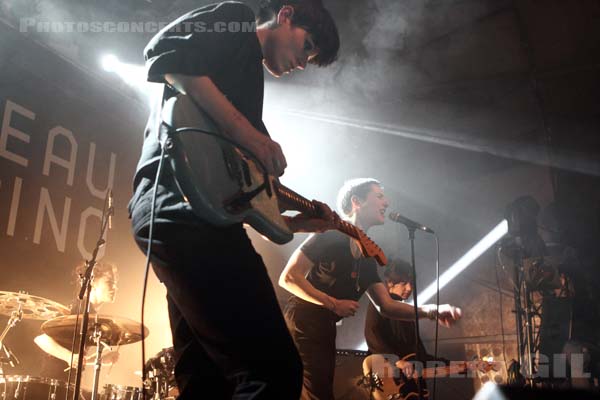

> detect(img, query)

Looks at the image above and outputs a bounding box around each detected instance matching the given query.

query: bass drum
[145,347,178,399]
[0,375,83,400]
[100,384,142,400]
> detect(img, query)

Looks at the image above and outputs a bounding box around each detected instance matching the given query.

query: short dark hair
[258,0,340,66]
[383,259,413,283]
[336,178,381,217]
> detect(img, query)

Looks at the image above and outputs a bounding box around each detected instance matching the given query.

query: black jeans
[284,297,338,400]
[130,177,303,399]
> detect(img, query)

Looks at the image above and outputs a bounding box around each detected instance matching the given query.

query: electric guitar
[160,94,387,265]
[362,353,499,399]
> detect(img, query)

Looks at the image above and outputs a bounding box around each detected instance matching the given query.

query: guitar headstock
[353,228,388,266]
[468,358,502,374]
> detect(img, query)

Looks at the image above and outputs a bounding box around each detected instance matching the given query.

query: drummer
[34,262,120,379]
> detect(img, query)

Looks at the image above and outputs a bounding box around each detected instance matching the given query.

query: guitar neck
[276,185,360,240]
[421,364,466,379]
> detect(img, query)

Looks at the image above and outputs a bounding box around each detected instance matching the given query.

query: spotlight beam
[273,107,600,177]
[358,219,507,351]
[417,219,508,305]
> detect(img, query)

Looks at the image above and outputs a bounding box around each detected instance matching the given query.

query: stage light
[100,54,144,84]
[417,219,508,304]
[101,54,119,72]
[99,53,161,103]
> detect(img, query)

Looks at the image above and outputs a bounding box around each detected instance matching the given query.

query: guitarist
[279,178,462,400]
[364,259,454,398]
[128,1,341,399]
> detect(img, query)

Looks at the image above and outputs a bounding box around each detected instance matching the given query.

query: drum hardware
[42,314,149,400]
[0,375,85,400]
[101,384,142,400]
[144,347,177,400]
[0,291,70,321]
[70,189,115,400]
[0,291,70,374]
[0,299,23,373]
[41,315,149,349]
[91,320,110,400]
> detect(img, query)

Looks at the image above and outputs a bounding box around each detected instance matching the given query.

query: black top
[301,230,381,302]
[364,301,433,361]
[133,1,268,189]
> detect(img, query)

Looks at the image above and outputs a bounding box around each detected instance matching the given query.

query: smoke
[292,0,512,105]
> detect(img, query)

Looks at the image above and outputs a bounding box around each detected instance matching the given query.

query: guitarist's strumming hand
[420,304,462,328]
[395,359,416,379]
[245,133,288,177]
[284,200,341,233]
[163,74,287,177]
[328,298,360,318]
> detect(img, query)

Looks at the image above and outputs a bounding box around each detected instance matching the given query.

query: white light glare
[417,219,508,304]
[101,54,119,72]
[99,53,160,102]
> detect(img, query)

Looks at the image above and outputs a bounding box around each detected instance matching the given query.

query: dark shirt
[300,230,381,302]
[132,1,267,192]
[365,301,430,358]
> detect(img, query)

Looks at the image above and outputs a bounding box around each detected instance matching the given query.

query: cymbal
[0,291,70,320]
[42,314,149,347]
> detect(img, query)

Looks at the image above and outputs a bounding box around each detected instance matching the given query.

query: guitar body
[363,353,497,400]
[362,354,429,400]
[161,94,293,244]
[157,93,388,264]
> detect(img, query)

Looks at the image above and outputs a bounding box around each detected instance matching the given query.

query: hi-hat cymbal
[42,314,149,347]
[0,291,70,320]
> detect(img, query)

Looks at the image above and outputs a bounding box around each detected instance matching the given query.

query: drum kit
[0,291,176,400]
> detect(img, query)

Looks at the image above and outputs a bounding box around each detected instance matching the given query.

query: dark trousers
[284,298,338,400]
[131,180,303,399]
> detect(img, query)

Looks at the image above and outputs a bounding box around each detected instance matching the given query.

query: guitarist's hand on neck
[284,200,340,233]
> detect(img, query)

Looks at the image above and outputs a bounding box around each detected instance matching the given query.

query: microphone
[108,190,114,230]
[388,212,435,234]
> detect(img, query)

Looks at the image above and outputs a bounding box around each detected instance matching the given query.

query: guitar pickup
[241,161,252,186]
[223,183,269,213]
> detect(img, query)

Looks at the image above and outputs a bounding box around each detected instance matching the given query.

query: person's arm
[283,200,341,233]
[279,248,359,317]
[34,334,73,364]
[366,283,461,326]
[165,74,286,176]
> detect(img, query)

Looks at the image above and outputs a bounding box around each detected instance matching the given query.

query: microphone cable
[431,233,440,400]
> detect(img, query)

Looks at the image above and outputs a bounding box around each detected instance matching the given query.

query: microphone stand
[403,225,425,400]
[71,192,113,400]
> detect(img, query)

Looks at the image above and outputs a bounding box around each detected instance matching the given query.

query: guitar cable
[495,244,509,371]
[140,141,167,400]
[432,234,441,400]
[168,124,270,180]
[139,122,273,400]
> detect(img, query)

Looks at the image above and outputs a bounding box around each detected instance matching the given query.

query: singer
[279,178,462,400]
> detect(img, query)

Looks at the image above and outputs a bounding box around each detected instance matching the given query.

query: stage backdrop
[0,21,171,387]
